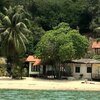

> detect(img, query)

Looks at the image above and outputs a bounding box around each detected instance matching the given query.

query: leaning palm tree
[0,5,31,77]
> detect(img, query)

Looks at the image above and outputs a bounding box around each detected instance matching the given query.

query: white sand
[0,77,100,91]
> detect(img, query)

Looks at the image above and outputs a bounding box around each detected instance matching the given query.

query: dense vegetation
[0,0,100,34]
[0,0,99,78]
[36,22,89,62]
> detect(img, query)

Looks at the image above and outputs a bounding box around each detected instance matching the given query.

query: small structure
[71,59,100,80]
[92,41,100,54]
[26,55,55,77]
[26,55,41,76]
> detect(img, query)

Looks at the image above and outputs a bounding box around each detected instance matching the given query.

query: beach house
[26,55,42,76]
[71,59,100,80]
[26,55,55,77]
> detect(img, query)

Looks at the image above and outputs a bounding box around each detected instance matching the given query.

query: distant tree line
[0,0,100,35]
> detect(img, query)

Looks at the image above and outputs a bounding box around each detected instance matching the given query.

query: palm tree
[0,5,31,77]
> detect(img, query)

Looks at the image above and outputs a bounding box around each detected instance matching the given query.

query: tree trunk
[55,62,61,79]
[43,65,46,77]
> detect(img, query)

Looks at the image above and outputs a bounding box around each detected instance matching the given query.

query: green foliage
[0,0,9,12]
[35,22,89,79]
[22,68,28,77]
[62,0,88,27]
[53,22,71,33]
[0,5,32,78]
[12,65,22,79]
[94,27,100,37]
[0,64,6,76]
[93,55,100,60]
[67,30,89,58]
[35,22,89,63]
[88,0,100,36]
[1,0,99,35]
[85,51,94,59]
[1,0,100,35]
[28,0,90,32]
[59,43,75,61]
[0,5,31,57]
[96,38,100,42]
[26,22,45,55]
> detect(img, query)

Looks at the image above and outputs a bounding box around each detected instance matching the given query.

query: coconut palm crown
[0,5,31,57]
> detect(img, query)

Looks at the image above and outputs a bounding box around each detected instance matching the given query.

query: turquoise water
[0,90,100,100]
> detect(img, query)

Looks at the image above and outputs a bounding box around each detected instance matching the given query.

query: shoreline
[0,77,100,91]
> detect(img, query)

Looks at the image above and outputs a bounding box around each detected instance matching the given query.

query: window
[87,67,92,73]
[75,67,80,73]
[31,66,39,72]
[75,64,80,73]
[87,64,92,73]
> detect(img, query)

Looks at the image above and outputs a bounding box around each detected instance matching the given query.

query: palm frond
[13,33,20,52]
[12,13,20,24]
[3,7,8,14]
[1,28,10,36]
[0,22,5,32]
[18,34,26,52]
[0,27,5,32]
[0,6,32,55]
[16,22,27,30]
[21,28,32,34]
[8,6,13,14]
[8,31,13,41]
[3,16,11,26]
[23,18,31,27]
[0,12,5,19]
[19,32,28,43]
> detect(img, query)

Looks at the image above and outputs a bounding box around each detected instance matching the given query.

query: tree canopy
[35,22,89,63]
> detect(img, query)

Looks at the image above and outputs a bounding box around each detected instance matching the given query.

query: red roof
[26,55,36,62]
[33,59,41,66]
[92,41,100,49]
[26,55,41,66]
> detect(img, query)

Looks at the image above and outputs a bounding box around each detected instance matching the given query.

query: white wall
[72,64,92,79]
[29,62,39,75]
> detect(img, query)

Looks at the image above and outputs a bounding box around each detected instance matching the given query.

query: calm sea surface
[0,89,100,100]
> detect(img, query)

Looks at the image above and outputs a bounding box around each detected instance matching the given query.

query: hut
[71,59,100,80]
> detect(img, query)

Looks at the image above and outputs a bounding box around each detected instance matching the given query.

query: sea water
[0,90,100,100]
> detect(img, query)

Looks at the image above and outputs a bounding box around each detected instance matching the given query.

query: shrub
[12,66,22,79]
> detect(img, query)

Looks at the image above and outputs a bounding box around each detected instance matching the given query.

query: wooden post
[29,62,32,77]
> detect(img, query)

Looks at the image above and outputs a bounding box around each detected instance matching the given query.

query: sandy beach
[0,77,100,91]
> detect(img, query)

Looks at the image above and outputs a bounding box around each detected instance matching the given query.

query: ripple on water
[0,90,100,100]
